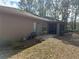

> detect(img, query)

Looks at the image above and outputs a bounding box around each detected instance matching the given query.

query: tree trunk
[74,8,77,30]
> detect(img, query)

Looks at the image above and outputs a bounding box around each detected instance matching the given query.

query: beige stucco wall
[0,12,48,41]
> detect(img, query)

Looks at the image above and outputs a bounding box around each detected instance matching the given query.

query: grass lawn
[8,38,79,59]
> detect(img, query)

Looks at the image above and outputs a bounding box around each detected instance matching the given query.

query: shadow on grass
[0,38,44,59]
[55,32,79,47]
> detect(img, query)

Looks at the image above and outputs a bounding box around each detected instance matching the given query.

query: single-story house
[0,6,64,41]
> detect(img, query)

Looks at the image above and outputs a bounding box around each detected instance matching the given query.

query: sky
[0,0,20,8]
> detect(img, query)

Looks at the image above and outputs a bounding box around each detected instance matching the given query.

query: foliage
[18,0,62,19]
[18,0,79,31]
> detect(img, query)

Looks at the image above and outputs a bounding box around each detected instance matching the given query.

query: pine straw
[9,38,79,59]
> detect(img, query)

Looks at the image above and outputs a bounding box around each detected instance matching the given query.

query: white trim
[33,22,37,32]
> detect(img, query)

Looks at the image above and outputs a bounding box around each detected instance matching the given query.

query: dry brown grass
[8,38,79,59]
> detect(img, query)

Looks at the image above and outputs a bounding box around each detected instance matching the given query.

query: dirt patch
[8,38,79,59]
